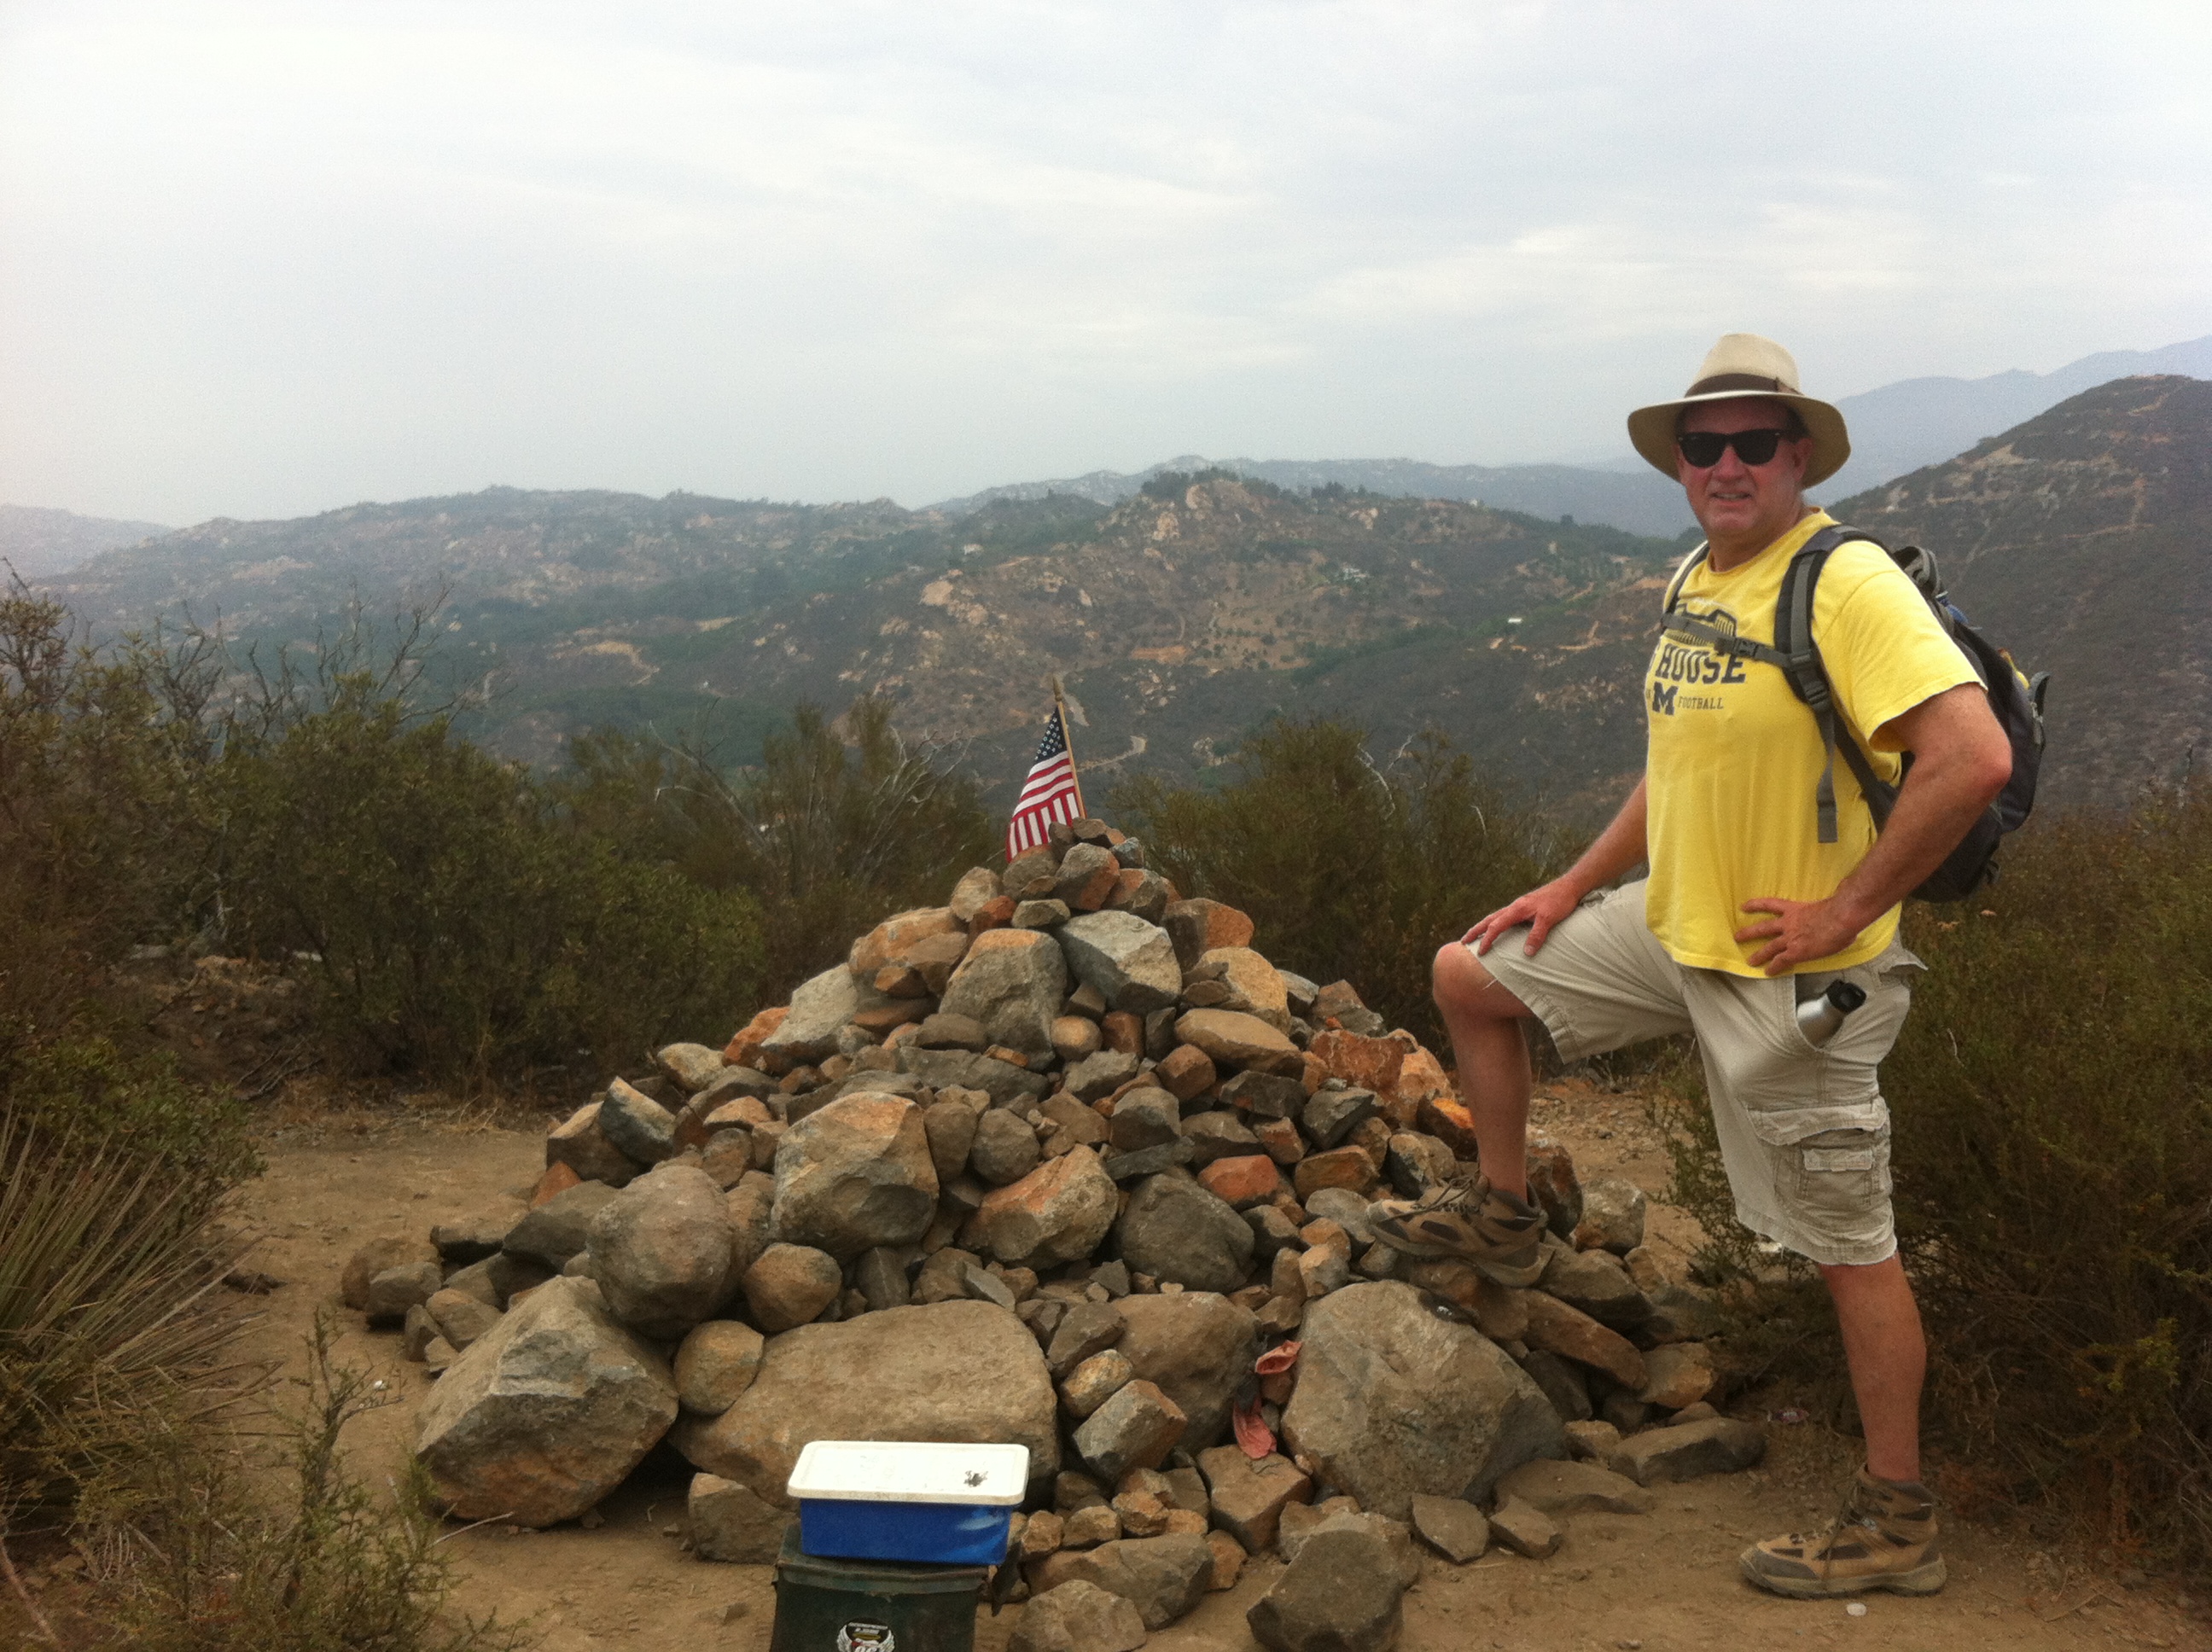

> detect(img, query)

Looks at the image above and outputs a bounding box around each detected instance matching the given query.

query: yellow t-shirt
[1643,510,1982,976]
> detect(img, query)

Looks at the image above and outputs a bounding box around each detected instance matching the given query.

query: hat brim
[1627,390,1851,490]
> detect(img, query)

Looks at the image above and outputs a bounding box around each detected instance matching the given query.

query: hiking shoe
[1365,1172,1546,1286]
[1740,1467,1947,1598]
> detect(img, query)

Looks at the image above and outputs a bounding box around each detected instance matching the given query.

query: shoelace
[1413,1171,1492,1215]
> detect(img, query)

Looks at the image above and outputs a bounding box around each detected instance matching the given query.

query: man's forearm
[1557,777,1649,898]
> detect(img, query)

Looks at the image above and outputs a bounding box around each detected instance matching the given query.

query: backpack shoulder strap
[1659,541,1796,670]
[1773,524,1900,841]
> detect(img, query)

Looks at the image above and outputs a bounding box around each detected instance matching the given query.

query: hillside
[0,503,171,579]
[1831,374,2212,811]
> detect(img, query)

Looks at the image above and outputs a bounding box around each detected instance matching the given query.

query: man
[1366,334,2011,1598]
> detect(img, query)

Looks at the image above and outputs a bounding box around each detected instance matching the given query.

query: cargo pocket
[1790,1124,1894,1234]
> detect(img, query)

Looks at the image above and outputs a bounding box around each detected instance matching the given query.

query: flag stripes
[1007,705,1084,859]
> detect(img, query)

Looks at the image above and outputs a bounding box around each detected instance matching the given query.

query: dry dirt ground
[218,1082,2208,1652]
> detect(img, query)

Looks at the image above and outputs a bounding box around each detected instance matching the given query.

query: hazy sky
[4,2,2209,526]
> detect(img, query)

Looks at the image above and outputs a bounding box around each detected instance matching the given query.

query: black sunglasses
[1675,428,1799,468]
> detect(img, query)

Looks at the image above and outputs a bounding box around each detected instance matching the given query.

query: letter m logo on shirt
[1650,681,1678,716]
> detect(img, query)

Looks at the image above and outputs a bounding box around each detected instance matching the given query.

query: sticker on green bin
[835,1625,894,1651]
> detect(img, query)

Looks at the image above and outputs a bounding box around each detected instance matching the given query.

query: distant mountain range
[929,334,2212,537]
[42,375,2208,820]
[0,503,169,579]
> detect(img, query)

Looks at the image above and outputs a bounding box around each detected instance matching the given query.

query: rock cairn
[352,817,1761,1649]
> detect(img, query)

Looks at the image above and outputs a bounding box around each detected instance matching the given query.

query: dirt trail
[224,1096,2208,1652]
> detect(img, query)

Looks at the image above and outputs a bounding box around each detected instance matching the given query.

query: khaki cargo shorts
[1476,879,1920,1268]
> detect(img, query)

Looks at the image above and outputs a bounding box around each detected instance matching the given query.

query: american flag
[1007,704,1084,859]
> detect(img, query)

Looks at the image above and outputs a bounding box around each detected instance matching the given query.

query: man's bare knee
[1433,940,1531,1024]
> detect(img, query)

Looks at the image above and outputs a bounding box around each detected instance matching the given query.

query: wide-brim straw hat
[1627,334,1851,488]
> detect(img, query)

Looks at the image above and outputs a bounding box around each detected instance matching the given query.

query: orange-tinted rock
[1349,1116,1394,1170]
[1520,1290,1646,1390]
[723,1005,787,1070]
[1161,899,1255,970]
[1253,1118,1304,1166]
[1301,1051,1329,1096]
[1052,1015,1103,1063]
[1101,1010,1144,1056]
[1309,1029,1406,1096]
[852,998,928,1035]
[1196,1155,1283,1209]
[1418,1095,1483,1160]
[1172,1009,1302,1077]
[849,906,963,980]
[1294,1146,1380,1200]
[531,1160,582,1207]
[1154,1043,1216,1102]
[969,894,1016,935]
[1391,1044,1452,1109]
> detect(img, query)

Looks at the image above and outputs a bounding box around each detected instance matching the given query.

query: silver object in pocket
[1795,979,1866,1047]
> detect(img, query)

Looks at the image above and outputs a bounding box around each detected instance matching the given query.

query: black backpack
[1660,524,2049,902]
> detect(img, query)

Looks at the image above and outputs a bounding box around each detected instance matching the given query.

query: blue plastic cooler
[785,1440,1029,1566]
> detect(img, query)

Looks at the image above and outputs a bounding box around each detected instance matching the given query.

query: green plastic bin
[768,1526,991,1652]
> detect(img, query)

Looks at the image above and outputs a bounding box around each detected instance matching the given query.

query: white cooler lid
[786,1440,1031,1506]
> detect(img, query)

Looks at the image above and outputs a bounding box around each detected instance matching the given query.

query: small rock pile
[349,817,1763,1650]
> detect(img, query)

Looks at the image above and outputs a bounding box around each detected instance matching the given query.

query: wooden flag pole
[1052,675,1089,819]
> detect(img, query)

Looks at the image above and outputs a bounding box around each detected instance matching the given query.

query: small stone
[1074,1379,1187,1480]
[1525,1137,1583,1238]
[674,1320,766,1415]
[1521,1290,1647,1390]
[950,866,1004,924]
[1296,1246,1350,1298]
[430,1202,526,1265]
[424,1288,501,1351]
[1254,1118,1306,1165]
[1197,1446,1313,1553]
[1016,898,1072,928]
[1294,1147,1380,1200]
[1486,1494,1561,1558]
[1563,1419,1622,1462]
[599,1078,679,1165]
[923,1099,981,1184]
[1046,1301,1126,1377]
[1062,1349,1136,1418]
[1108,1089,1183,1153]
[1599,1392,1650,1434]
[1301,1086,1377,1150]
[422,1335,456,1374]
[1204,1527,1246,1589]
[1409,1493,1490,1562]
[364,1260,444,1323]
[1027,1534,1212,1632]
[1220,1070,1307,1119]
[689,1472,793,1563]
[1246,1527,1408,1652]
[1519,1349,1593,1422]
[544,1102,641,1188]
[1610,1417,1766,1486]
[1573,1177,1648,1254]
[1174,1009,1302,1078]
[1061,1504,1121,1547]
[1051,1015,1103,1062]
[1637,1343,1716,1410]
[973,1107,1045,1184]
[1112,1489,1171,1537]
[341,1236,439,1312]
[1162,899,1254,970]
[1198,1154,1283,1209]
[656,1042,728,1093]
[1155,1044,1216,1102]
[1496,1457,1654,1516]
[1538,1242,1651,1331]
[1021,1509,1065,1558]
[917,1011,991,1050]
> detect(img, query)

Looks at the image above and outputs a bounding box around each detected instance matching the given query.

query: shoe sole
[1367,1223,1545,1288]
[1738,1553,1948,1599]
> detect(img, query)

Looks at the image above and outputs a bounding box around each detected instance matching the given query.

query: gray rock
[1009,1579,1147,1652]
[1108,1090,1182,1153]
[1384,1131,1458,1198]
[1247,1527,1406,1652]
[1197,1446,1313,1553]
[544,1102,641,1188]
[1610,1416,1766,1486]
[1301,1087,1377,1150]
[760,966,863,1067]
[740,1243,842,1334]
[1113,1290,1257,1451]
[972,1107,1045,1185]
[949,865,1004,924]
[424,1288,501,1352]
[1057,912,1182,1015]
[971,1147,1121,1270]
[725,1173,777,1279]
[853,1246,914,1313]
[598,1079,679,1166]
[1106,870,1171,926]
[938,928,1068,1066]
[1486,1494,1561,1558]
[1575,1177,1648,1254]
[1039,1092,1109,1147]
[1301,1188,1376,1248]
[923,1099,981,1184]
[963,1263,1019,1311]
[363,1260,444,1323]
[688,1471,793,1562]
[1074,1379,1186,1480]
[1115,1173,1254,1295]
[1283,1282,1564,1517]
[675,1300,1059,1501]
[1243,1204,1302,1258]
[1053,841,1121,910]
[1103,1141,1196,1181]
[771,1092,939,1259]
[1644,1281,1725,1344]
[1045,1301,1126,1379]
[1537,1242,1650,1330]
[585,1163,734,1340]
[1016,899,1072,929]
[1519,1349,1593,1423]
[442,1251,551,1311]
[912,1246,982,1306]
[414,1276,678,1526]
[1408,1493,1489,1562]
[691,1065,777,1108]
[1218,1071,1305,1120]
[655,1042,727,1094]
[1061,1050,1140,1103]
[916,1011,990,1051]
[1275,1507,1422,1587]
[1029,1534,1212,1631]
[1059,1349,1134,1419]
[1183,1110,1260,1166]
[673,1320,766,1415]
[899,1044,1053,1108]
[430,1201,526,1265]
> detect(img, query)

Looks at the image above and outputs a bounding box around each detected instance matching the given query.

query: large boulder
[1057,911,1182,1015]
[936,929,1068,1066]
[1113,1290,1258,1451]
[760,966,862,1067]
[969,1147,1119,1269]
[415,1277,678,1527]
[770,1092,939,1259]
[1246,1526,1407,1652]
[674,1300,1059,1503]
[1283,1282,1563,1517]
[1115,1173,1254,1295]
[585,1163,735,1340]
[1010,1580,1147,1652]
[849,906,964,980]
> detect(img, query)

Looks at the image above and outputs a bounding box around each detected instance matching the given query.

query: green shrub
[217,698,764,1081]
[1116,719,1566,1046]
